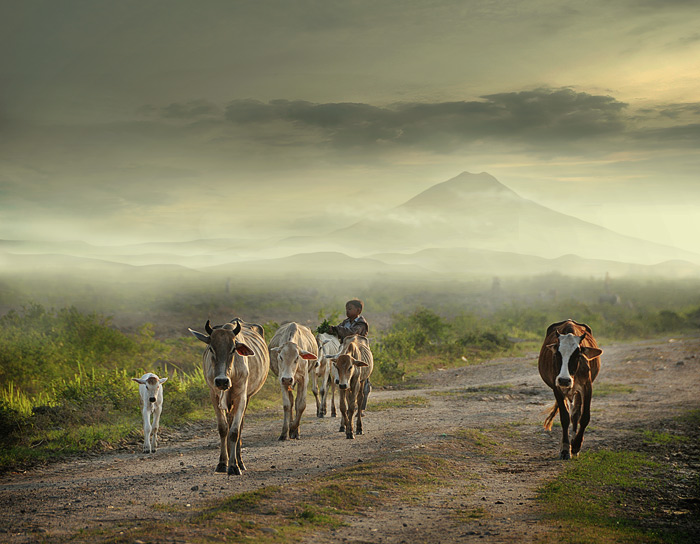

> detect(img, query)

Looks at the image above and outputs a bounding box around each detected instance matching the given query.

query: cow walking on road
[313,332,341,418]
[132,373,167,454]
[538,319,603,460]
[268,322,318,440]
[189,319,269,475]
[328,334,374,439]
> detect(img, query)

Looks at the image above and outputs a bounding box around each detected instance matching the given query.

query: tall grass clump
[0,303,169,394]
[372,308,514,384]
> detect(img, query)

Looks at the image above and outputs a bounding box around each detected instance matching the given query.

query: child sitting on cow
[328,299,371,412]
[328,299,369,340]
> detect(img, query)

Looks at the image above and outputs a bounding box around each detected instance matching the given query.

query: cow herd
[134,317,603,473]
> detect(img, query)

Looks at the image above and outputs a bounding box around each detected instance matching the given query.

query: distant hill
[3,172,699,282]
[330,172,700,266]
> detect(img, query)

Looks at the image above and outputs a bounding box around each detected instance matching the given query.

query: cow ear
[299,350,317,360]
[546,343,558,355]
[132,377,146,384]
[580,346,603,360]
[352,358,368,367]
[269,347,281,356]
[189,328,211,344]
[235,341,255,356]
[159,377,168,384]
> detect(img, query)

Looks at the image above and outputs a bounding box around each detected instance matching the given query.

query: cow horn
[205,320,214,335]
[229,320,242,336]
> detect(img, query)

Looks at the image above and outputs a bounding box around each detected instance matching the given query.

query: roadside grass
[370,395,430,410]
[595,382,636,397]
[430,384,515,398]
[537,409,700,544]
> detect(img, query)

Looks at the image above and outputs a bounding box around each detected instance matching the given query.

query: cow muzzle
[149,397,156,403]
[214,377,231,390]
[557,377,573,388]
[338,384,348,390]
[281,377,294,391]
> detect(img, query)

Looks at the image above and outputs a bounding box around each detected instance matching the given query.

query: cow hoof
[290,430,299,439]
[560,451,571,460]
[346,433,355,440]
[228,466,242,476]
[278,435,287,441]
[356,429,363,435]
[215,463,228,473]
[339,425,345,432]
[317,413,324,418]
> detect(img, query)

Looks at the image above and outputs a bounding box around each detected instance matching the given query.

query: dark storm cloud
[138,100,221,120]
[636,124,700,147]
[219,88,628,151]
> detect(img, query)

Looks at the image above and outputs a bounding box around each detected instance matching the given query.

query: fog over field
[2,1,700,293]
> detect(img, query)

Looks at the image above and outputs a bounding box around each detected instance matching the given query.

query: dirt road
[1,336,698,543]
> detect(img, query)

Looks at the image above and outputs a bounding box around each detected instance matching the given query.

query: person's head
[345,299,363,319]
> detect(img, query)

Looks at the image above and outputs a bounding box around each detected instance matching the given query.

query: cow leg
[330,379,337,418]
[311,370,323,418]
[151,402,163,452]
[345,389,357,439]
[553,389,571,460]
[227,391,247,476]
[212,392,229,473]
[290,377,307,439]
[339,389,349,433]
[360,379,371,414]
[142,407,152,454]
[236,418,246,472]
[279,385,293,441]
[571,384,592,457]
[319,374,331,417]
[355,383,365,435]
[571,391,582,435]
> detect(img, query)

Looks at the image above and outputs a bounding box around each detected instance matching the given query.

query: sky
[1,0,699,254]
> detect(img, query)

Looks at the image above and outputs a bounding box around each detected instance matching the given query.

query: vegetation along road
[1,335,698,543]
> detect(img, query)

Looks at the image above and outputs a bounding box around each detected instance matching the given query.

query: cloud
[217,88,629,151]
[138,100,221,120]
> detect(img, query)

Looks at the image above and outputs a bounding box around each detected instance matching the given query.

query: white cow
[312,332,341,418]
[132,373,168,454]
[268,322,318,440]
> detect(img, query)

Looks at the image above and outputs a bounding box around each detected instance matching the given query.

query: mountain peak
[443,171,513,192]
[400,171,518,211]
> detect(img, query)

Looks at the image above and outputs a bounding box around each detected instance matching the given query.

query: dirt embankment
[1,337,698,543]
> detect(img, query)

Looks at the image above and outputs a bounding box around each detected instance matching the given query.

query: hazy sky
[2,0,699,252]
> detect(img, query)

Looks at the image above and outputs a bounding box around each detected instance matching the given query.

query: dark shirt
[334,315,369,340]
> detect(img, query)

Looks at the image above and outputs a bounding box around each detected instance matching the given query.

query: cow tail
[543,402,559,431]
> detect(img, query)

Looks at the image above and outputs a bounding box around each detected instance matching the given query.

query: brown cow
[538,319,603,460]
[189,319,269,475]
[328,334,373,439]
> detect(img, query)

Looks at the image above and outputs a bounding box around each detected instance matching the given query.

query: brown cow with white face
[538,319,603,460]
[189,319,269,475]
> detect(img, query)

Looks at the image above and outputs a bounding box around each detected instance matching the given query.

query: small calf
[132,373,167,454]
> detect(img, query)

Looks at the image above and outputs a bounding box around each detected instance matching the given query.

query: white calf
[132,373,167,454]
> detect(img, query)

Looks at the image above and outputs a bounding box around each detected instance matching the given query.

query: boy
[329,299,369,340]
[329,299,371,412]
